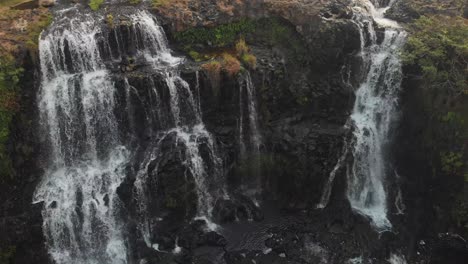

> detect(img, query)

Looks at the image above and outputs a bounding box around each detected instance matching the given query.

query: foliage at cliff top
[403,15,468,97]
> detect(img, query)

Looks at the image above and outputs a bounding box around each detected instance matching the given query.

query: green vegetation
[106,14,114,27]
[235,38,249,56]
[441,151,464,175]
[176,17,306,65]
[241,53,257,69]
[175,19,255,48]
[0,246,16,264]
[152,0,170,8]
[0,53,22,181]
[129,0,141,4]
[404,0,466,14]
[405,14,468,235]
[175,17,302,50]
[403,15,468,96]
[26,12,53,52]
[236,38,257,69]
[89,0,104,11]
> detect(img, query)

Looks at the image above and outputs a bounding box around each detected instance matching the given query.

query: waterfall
[238,71,262,157]
[129,11,224,227]
[238,71,263,195]
[317,0,406,230]
[33,9,223,263]
[33,13,130,264]
[388,253,407,264]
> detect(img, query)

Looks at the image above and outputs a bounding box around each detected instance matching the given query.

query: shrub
[202,61,222,94]
[441,151,464,175]
[89,0,104,11]
[235,37,249,56]
[202,60,222,76]
[221,53,241,76]
[241,53,257,69]
[106,14,114,27]
[403,15,468,96]
[174,19,255,47]
[189,51,201,61]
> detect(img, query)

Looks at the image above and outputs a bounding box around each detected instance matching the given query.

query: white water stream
[317,0,406,230]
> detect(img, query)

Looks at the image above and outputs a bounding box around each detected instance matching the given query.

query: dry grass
[0,0,31,8]
[235,37,249,56]
[202,60,222,75]
[221,53,241,76]
[202,60,222,93]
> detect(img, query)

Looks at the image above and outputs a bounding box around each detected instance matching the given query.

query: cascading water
[33,7,223,263]
[128,12,224,228]
[238,71,262,157]
[33,13,130,264]
[317,0,406,230]
[238,71,263,196]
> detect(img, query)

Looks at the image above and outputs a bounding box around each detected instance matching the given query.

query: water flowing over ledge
[317,0,407,230]
[33,8,224,264]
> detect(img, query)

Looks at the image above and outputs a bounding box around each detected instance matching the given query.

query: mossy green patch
[89,0,104,11]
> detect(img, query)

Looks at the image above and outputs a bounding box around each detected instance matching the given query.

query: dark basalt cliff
[0,0,467,263]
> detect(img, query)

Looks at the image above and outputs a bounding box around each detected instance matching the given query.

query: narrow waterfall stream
[238,71,263,196]
[33,8,223,264]
[239,71,262,157]
[318,0,406,230]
